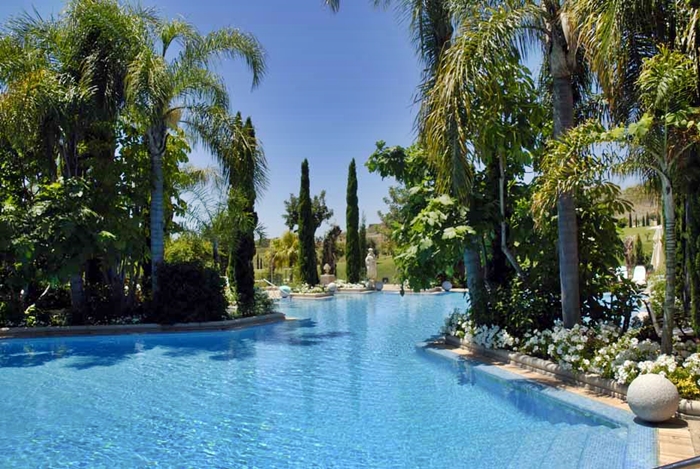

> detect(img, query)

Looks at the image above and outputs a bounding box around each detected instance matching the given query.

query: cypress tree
[634,234,645,266]
[346,159,361,283]
[359,216,367,277]
[233,117,258,314]
[298,159,319,285]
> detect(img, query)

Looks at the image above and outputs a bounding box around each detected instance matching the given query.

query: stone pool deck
[0,313,285,340]
[431,341,699,467]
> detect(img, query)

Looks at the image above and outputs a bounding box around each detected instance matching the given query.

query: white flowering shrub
[441,310,700,398]
[335,281,369,290]
[293,284,326,294]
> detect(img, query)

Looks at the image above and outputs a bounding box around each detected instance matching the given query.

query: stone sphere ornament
[327,282,337,293]
[627,374,679,422]
[441,281,453,292]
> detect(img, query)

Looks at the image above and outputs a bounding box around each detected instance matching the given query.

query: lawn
[254,253,398,284]
[620,225,659,257]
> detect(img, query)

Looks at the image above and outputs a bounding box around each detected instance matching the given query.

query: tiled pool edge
[417,341,658,468]
[0,313,286,340]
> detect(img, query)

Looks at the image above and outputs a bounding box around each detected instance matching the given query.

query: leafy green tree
[298,159,319,285]
[282,191,333,232]
[417,0,591,327]
[346,159,362,283]
[125,17,265,294]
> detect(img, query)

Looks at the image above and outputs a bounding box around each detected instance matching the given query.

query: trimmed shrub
[153,261,228,324]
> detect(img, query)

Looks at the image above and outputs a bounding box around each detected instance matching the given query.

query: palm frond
[183,28,266,88]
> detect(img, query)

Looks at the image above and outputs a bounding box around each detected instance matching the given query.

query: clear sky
[0,0,422,237]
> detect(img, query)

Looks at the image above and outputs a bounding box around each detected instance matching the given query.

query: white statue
[365,248,377,281]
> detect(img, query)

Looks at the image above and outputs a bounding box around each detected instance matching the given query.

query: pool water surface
[0,293,655,468]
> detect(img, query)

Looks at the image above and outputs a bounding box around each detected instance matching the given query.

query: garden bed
[444,335,700,418]
[0,313,286,340]
[289,293,334,299]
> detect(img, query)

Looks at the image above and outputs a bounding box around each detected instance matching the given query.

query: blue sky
[0,0,422,237]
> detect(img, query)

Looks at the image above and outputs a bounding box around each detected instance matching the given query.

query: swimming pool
[0,293,655,468]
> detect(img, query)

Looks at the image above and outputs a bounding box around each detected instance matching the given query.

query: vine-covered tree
[229,116,267,314]
[321,225,343,275]
[359,215,368,277]
[345,159,361,283]
[298,159,319,285]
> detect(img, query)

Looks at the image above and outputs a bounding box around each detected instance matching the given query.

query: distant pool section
[0,293,656,468]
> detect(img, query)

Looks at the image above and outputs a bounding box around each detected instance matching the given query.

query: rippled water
[0,293,653,468]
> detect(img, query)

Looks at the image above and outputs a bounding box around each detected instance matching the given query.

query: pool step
[507,422,627,469]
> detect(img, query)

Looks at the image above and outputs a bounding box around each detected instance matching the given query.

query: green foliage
[298,159,319,285]
[359,218,368,276]
[151,261,228,324]
[282,191,333,232]
[321,225,343,275]
[393,189,473,290]
[634,235,646,266]
[345,159,361,283]
[165,234,214,267]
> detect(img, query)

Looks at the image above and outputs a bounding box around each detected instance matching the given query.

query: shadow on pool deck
[0,318,353,370]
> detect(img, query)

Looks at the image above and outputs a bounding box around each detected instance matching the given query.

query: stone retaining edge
[444,335,700,418]
[289,293,334,299]
[0,313,286,339]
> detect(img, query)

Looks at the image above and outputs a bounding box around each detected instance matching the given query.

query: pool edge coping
[0,313,286,340]
[417,341,658,468]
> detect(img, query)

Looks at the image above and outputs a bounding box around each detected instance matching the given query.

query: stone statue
[365,248,377,281]
[320,262,336,286]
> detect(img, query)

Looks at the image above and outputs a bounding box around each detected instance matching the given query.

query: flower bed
[335,281,372,291]
[442,310,700,401]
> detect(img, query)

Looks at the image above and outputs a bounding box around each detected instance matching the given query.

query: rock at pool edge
[627,374,679,422]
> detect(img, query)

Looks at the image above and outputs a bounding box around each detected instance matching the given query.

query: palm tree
[267,231,299,283]
[0,0,152,311]
[125,19,265,294]
[416,0,587,327]
[614,50,697,353]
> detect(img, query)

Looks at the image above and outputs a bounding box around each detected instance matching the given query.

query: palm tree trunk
[213,238,220,272]
[661,176,676,354]
[552,69,582,327]
[498,153,524,278]
[463,246,484,307]
[147,124,167,295]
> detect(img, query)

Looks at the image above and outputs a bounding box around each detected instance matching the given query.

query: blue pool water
[0,293,654,468]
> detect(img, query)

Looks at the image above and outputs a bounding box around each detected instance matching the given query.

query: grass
[334,255,397,283]
[620,225,659,256]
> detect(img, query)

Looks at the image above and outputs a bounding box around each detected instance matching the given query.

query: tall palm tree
[614,50,697,353]
[416,0,585,327]
[125,19,265,294]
